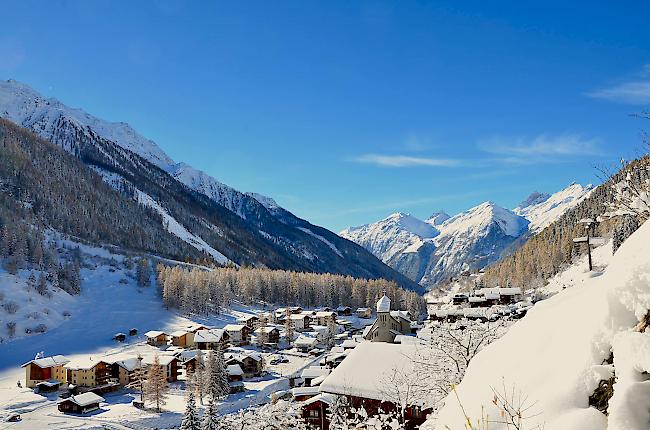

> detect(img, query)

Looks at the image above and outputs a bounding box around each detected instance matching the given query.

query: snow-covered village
[2,2,650,429]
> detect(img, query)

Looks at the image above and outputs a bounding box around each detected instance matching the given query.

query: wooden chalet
[301,393,336,430]
[170,330,194,347]
[144,330,168,346]
[236,314,260,330]
[335,306,352,316]
[224,351,263,378]
[254,326,280,346]
[224,324,251,346]
[58,392,104,414]
[194,329,230,350]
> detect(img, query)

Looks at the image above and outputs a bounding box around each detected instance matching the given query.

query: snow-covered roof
[236,314,258,322]
[291,386,321,397]
[290,313,310,320]
[22,355,70,368]
[336,306,351,311]
[58,392,104,407]
[315,311,336,318]
[143,355,177,367]
[225,351,262,363]
[144,330,166,338]
[468,296,486,303]
[341,339,359,349]
[109,356,142,372]
[179,350,198,362]
[295,336,319,346]
[390,310,411,321]
[301,393,337,407]
[310,374,329,387]
[376,294,391,313]
[301,366,330,379]
[254,326,279,334]
[320,342,432,406]
[356,307,370,312]
[499,287,522,295]
[194,329,227,343]
[65,357,105,370]
[170,330,189,337]
[227,364,244,376]
[223,324,247,332]
[186,323,210,332]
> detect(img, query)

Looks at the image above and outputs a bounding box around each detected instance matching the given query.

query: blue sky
[1,1,650,232]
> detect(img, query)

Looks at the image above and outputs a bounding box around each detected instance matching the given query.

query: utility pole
[137,354,144,403]
[573,218,604,271]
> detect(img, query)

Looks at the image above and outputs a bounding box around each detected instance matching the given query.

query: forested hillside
[483,156,650,289]
[0,119,201,261]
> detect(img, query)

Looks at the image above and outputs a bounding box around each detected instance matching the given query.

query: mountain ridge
[340,183,593,288]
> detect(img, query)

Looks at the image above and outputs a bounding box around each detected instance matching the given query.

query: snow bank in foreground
[433,220,650,430]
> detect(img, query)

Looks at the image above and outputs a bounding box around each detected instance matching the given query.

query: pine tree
[328,395,350,430]
[194,350,206,405]
[36,273,47,296]
[180,391,201,430]
[27,271,36,291]
[202,398,220,430]
[143,355,169,412]
[137,257,152,288]
[205,348,229,401]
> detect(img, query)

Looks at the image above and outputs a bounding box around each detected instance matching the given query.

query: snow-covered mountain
[0,79,277,219]
[341,212,439,262]
[340,183,591,288]
[0,79,419,290]
[514,183,594,232]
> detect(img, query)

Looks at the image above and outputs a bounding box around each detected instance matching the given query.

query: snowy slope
[433,219,650,430]
[134,189,230,264]
[436,201,527,238]
[515,183,594,232]
[341,184,591,287]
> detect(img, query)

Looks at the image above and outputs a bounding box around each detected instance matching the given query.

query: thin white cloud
[352,154,460,167]
[587,81,650,105]
[587,64,650,105]
[478,134,602,160]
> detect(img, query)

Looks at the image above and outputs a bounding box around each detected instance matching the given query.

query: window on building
[309,410,319,418]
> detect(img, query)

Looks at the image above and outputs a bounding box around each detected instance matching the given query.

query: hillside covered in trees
[0,118,203,262]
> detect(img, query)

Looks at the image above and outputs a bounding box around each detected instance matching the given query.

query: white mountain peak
[514,182,593,232]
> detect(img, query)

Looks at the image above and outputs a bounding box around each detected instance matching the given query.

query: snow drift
[433,219,650,429]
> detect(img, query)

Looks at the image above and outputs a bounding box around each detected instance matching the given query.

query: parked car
[6,413,21,422]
